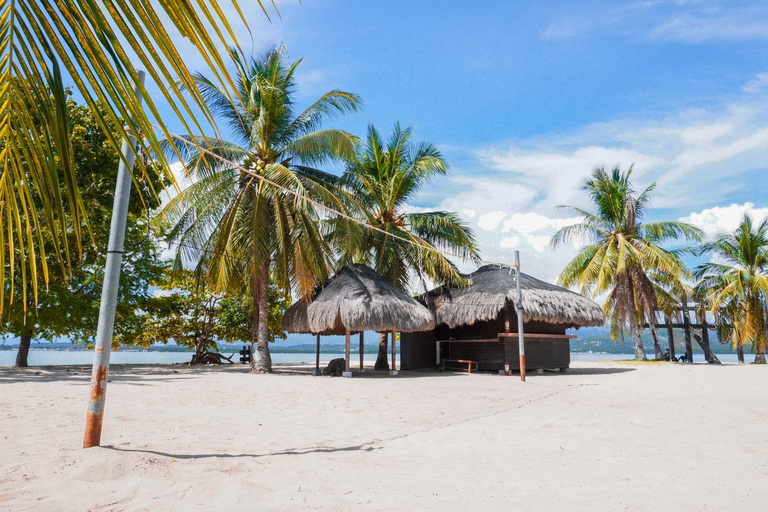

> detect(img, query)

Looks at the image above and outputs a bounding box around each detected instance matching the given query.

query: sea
[0,350,750,367]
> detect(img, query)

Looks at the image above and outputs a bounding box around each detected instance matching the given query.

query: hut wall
[400,331,436,370]
[403,306,571,371]
[503,337,570,370]
[441,341,505,371]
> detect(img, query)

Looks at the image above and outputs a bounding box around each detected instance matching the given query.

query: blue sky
[156,0,768,283]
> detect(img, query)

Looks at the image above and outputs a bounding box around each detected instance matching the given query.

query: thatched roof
[281,298,313,334]
[281,264,435,335]
[427,264,604,329]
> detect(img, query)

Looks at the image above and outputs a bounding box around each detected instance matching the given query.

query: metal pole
[391,331,397,375]
[83,71,145,448]
[515,251,526,382]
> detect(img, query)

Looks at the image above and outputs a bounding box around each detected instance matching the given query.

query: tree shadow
[102,442,382,460]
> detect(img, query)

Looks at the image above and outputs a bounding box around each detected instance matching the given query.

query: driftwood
[322,358,346,376]
[189,349,234,366]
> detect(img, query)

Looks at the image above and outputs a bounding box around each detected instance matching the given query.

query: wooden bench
[441,359,479,373]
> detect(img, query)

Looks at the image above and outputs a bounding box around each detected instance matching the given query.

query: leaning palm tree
[161,46,361,373]
[336,123,479,369]
[1,1,274,312]
[695,214,768,364]
[553,166,702,361]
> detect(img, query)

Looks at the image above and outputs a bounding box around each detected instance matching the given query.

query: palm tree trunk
[374,332,389,370]
[737,342,745,364]
[630,318,647,361]
[252,260,272,373]
[754,339,766,364]
[650,325,664,360]
[15,332,32,368]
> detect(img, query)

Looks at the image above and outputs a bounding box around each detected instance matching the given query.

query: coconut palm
[1,1,273,312]
[552,166,702,361]
[336,123,479,369]
[695,214,768,364]
[161,46,361,373]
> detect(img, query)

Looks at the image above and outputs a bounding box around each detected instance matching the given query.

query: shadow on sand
[102,442,382,460]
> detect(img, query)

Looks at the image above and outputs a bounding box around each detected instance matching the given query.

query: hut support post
[515,251,527,382]
[359,332,365,372]
[683,310,693,363]
[83,72,145,449]
[390,331,398,376]
[315,334,320,375]
[343,329,352,378]
[665,316,675,361]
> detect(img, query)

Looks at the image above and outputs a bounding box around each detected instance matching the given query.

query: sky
[151,0,768,285]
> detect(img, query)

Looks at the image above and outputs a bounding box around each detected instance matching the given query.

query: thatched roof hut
[429,264,604,329]
[281,264,435,376]
[281,298,312,334]
[282,264,435,335]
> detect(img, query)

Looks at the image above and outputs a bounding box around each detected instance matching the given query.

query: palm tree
[337,123,479,369]
[2,1,274,312]
[553,166,702,361]
[162,46,361,373]
[695,214,768,364]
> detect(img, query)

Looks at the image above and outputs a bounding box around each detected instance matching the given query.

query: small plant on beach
[334,123,479,369]
[695,214,768,364]
[132,270,290,365]
[161,46,361,373]
[552,166,702,361]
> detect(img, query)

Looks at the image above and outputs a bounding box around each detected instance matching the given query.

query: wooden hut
[401,264,604,372]
[282,264,435,376]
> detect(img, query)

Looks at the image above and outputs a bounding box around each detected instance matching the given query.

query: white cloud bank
[426,81,768,284]
[680,202,768,240]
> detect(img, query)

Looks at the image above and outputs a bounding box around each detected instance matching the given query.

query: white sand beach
[1,362,766,511]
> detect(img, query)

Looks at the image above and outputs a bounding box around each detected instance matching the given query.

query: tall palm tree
[695,214,768,364]
[2,1,273,312]
[337,123,479,369]
[162,46,361,373]
[553,166,702,361]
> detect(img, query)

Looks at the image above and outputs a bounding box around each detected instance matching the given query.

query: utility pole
[515,251,526,382]
[83,71,146,448]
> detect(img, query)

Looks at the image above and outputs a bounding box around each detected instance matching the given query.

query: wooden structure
[401,265,604,373]
[281,264,435,376]
[644,304,722,364]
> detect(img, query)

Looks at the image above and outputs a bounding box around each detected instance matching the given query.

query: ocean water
[0,349,751,367]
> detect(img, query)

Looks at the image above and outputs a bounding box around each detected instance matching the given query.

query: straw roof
[428,264,604,329]
[281,264,435,335]
[281,298,313,334]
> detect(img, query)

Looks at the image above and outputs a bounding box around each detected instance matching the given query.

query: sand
[1,361,766,511]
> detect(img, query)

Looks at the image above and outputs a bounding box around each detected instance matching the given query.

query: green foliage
[1,0,273,312]
[553,166,702,360]
[1,96,168,348]
[335,123,479,291]
[134,269,291,354]
[695,214,768,361]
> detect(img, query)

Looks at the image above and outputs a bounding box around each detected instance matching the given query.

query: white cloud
[499,236,520,249]
[477,211,507,231]
[651,10,768,42]
[680,202,768,239]
[542,1,768,43]
[743,73,768,94]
